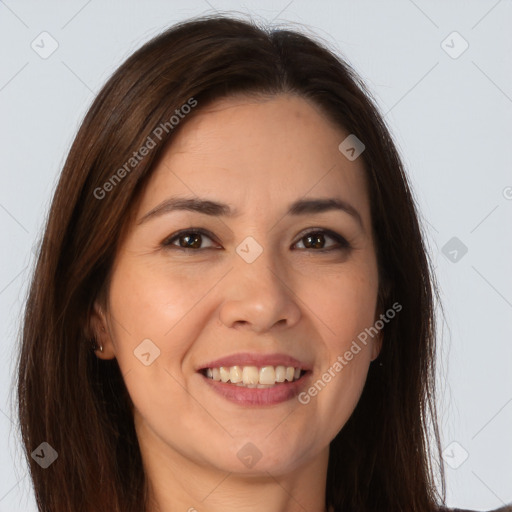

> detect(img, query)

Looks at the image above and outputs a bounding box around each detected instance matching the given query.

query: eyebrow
[137,196,364,229]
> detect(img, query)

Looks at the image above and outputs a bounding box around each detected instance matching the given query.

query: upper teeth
[205,365,302,386]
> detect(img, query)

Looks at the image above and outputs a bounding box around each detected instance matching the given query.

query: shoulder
[437,505,512,512]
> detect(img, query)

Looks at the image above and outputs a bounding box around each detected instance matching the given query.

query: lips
[199,368,312,406]
[195,352,314,406]
[196,352,312,371]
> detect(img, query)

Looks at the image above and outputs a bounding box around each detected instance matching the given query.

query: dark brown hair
[13,13,446,512]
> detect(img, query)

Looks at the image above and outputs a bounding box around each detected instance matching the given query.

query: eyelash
[161,228,351,253]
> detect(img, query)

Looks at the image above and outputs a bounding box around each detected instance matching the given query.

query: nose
[218,244,302,334]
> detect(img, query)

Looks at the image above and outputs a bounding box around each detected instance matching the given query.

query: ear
[89,300,115,359]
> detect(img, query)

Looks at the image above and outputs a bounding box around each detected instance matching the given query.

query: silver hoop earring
[91,339,103,352]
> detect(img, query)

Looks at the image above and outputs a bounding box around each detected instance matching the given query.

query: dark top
[439,505,512,512]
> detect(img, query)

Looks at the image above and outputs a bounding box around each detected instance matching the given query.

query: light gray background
[1,1,511,510]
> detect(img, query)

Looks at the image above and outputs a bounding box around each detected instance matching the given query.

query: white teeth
[242,366,259,385]
[275,365,286,382]
[230,366,243,383]
[202,364,304,386]
[259,366,276,385]
[219,367,230,382]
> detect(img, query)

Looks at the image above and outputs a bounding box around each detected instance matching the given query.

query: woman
[15,14,511,512]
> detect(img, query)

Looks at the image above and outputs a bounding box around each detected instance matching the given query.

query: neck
[145,459,330,512]
[141,433,330,511]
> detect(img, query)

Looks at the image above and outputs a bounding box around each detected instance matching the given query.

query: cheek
[106,259,199,370]
[108,255,213,337]
[105,260,208,423]
[297,263,378,417]
[302,262,379,347]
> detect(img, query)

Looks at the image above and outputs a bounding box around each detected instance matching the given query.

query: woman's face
[94,93,382,478]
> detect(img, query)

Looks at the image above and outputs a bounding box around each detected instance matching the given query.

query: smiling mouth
[199,365,308,388]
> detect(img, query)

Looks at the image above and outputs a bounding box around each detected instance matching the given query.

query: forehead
[137,93,371,228]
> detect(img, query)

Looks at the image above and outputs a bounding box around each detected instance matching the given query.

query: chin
[207,438,314,476]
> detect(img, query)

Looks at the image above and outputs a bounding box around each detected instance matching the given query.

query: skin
[91,93,383,512]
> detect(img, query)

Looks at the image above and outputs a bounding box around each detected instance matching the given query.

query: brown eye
[162,229,218,250]
[294,229,350,252]
[162,228,350,253]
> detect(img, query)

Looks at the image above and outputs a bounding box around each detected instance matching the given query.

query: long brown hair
[13,13,446,511]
